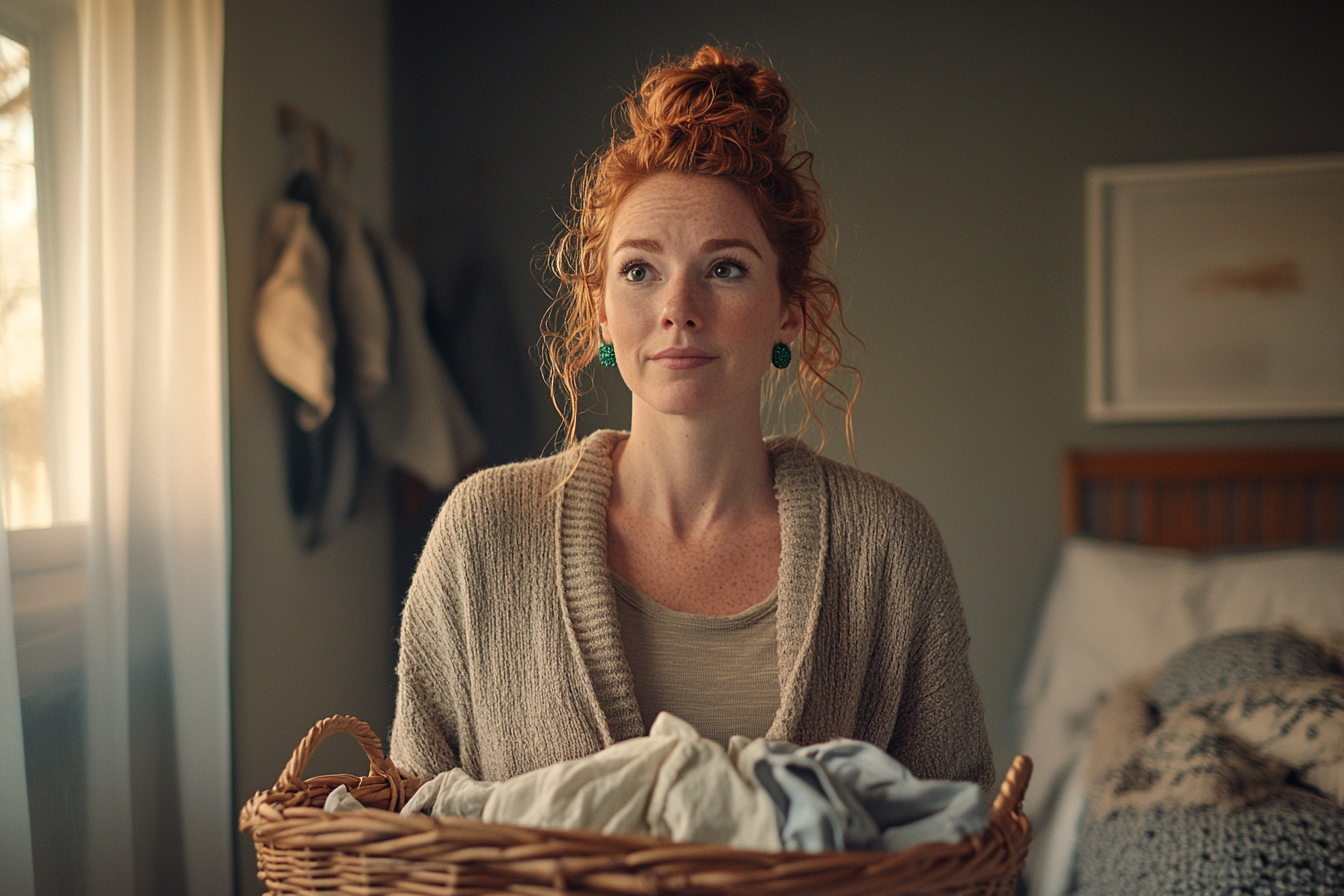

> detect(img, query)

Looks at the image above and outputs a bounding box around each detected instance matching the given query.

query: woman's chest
[607,514,781,616]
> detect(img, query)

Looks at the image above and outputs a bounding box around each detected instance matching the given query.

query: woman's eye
[622,264,649,282]
[710,260,745,279]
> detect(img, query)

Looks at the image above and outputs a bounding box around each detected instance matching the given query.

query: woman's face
[600,173,801,422]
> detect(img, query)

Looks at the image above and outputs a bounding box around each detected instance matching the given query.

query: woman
[389,46,995,793]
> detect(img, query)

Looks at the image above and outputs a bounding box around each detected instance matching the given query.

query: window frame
[1,0,86,698]
[2,0,84,531]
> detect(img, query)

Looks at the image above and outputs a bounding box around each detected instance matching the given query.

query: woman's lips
[651,347,716,369]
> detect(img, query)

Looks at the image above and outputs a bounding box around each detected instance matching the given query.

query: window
[0,31,49,531]
[1,16,88,894]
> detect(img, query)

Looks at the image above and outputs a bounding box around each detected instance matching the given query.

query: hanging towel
[251,173,378,549]
[254,195,363,549]
[254,200,336,431]
[287,171,391,405]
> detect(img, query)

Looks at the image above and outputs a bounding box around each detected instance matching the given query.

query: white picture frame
[1086,153,1344,421]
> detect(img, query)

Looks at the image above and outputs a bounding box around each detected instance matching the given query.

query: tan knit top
[611,572,780,746]
[389,430,995,791]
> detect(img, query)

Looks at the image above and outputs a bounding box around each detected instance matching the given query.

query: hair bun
[686,46,791,130]
[622,46,793,170]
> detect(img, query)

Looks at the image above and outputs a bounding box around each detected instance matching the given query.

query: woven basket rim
[240,715,1033,896]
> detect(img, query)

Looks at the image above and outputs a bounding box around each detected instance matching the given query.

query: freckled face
[599,173,801,420]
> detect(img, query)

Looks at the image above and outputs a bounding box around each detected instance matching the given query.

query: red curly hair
[543,45,860,453]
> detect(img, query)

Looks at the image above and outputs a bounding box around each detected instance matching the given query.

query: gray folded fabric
[736,737,990,851]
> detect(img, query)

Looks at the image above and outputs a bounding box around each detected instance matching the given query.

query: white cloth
[322,784,365,814]
[401,713,781,850]
[254,201,336,431]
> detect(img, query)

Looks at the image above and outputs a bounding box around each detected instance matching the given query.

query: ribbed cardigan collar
[554,430,828,745]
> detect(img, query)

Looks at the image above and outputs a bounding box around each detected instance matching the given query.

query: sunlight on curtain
[0,0,227,893]
[79,0,228,892]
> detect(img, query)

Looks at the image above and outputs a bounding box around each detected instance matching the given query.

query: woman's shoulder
[435,430,623,529]
[448,450,560,503]
[768,436,934,524]
[769,439,957,615]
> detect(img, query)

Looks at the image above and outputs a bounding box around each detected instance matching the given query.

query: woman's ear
[778,296,803,343]
[591,287,608,344]
[595,288,607,326]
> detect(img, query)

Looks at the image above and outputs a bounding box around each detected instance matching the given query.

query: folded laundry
[735,737,990,851]
[327,713,989,853]
[398,712,780,849]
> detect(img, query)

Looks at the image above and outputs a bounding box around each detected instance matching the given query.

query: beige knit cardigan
[389,430,995,792]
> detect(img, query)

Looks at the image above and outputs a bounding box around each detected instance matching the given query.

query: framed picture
[1086,153,1344,421]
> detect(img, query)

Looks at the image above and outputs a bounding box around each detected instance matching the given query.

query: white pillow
[1017,538,1205,825]
[1204,548,1344,634]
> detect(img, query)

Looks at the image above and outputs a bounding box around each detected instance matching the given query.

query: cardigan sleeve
[883,497,997,794]
[388,497,472,781]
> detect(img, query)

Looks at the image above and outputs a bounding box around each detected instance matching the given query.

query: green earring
[599,342,617,368]
[771,343,792,369]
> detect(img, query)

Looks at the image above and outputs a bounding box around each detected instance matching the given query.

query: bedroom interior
[1,1,1339,894]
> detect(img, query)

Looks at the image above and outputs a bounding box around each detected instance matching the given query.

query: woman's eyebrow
[612,238,662,254]
[701,238,762,259]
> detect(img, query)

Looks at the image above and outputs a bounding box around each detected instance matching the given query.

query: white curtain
[81,0,229,891]
[1,0,229,894]
[0,504,36,896]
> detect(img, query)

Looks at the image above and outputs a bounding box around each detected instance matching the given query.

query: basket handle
[991,753,1032,819]
[274,714,409,802]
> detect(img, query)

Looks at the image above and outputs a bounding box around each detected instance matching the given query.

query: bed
[1017,447,1344,895]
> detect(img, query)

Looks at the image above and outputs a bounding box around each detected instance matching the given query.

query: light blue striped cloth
[736,737,989,852]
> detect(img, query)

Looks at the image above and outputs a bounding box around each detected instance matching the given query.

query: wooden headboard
[1064,448,1344,549]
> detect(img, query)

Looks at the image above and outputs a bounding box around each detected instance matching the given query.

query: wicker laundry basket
[240,715,1033,896]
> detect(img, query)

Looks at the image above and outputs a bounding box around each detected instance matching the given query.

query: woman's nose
[661,274,701,330]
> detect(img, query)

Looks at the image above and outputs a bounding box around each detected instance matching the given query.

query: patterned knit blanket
[1073,629,1344,896]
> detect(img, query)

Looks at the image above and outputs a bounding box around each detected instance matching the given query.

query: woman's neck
[612,403,775,538]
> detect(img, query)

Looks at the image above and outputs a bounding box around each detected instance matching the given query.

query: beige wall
[222,1,394,892]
